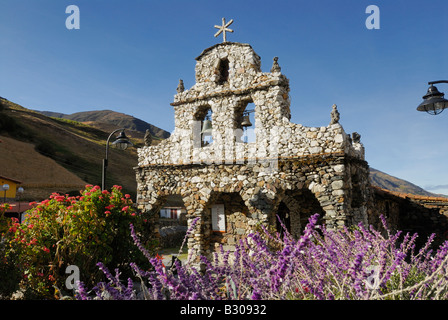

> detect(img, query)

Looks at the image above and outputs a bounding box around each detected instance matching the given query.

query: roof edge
[0,175,22,184]
[195,42,253,61]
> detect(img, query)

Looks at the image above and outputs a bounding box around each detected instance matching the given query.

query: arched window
[201,108,213,147]
[217,58,230,85]
[193,105,213,148]
[236,101,256,143]
[242,103,256,143]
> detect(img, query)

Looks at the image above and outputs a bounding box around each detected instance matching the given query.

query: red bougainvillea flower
[155,254,165,268]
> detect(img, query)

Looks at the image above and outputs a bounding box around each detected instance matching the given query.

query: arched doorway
[203,192,250,254]
[277,189,325,238]
[276,201,291,237]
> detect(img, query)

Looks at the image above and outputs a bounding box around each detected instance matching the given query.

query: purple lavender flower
[129,223,152,261]
[251,291,262,300]
[78,212,448,300]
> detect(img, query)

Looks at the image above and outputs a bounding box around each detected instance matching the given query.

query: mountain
[37,109,171,140]
[369,168,445,197]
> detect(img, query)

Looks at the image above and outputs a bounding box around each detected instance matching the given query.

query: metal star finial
[214,18,234,43]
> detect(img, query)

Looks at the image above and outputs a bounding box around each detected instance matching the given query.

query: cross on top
[214,17,234,43]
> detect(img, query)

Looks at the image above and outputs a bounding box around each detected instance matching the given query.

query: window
[217,58,229,85]
[211,204,226,232]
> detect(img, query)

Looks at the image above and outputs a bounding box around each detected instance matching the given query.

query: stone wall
[136,153,371,261]
[135,41,372,264]
[369,187,448,248]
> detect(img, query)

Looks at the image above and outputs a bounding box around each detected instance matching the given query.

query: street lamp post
[417,81,448,115]
[102,129,133,191]
[17,186,24,221]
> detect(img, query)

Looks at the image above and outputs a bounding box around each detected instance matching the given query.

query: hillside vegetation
[38,109,170,139]
[0,135,86,200]
[0,97,141,199]
[369,168,443,197]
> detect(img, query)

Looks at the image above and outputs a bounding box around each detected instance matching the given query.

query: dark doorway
[276,201,291,236]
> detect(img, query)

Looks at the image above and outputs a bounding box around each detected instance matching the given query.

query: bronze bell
[201,119,213,136]
[241,115,252,127]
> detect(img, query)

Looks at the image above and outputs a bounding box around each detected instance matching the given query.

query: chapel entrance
[276,201,291,237]
[277,189,325,238]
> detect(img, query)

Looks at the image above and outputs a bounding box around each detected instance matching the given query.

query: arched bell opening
[193,105,213,147]
[235,100,256,144]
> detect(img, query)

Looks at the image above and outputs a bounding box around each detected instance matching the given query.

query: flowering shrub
[0,203,12,238]
[4,185,153,299]
[78,214,448,300]
[0,203,22,297]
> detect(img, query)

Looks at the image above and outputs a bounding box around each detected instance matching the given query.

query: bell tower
[167,40,291,165]
[135,19,371,264]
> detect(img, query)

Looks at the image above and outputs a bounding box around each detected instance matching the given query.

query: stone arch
[137,185,190,249]
[193,104,213,147]
[275,189,325,238]
[200,191,251,256]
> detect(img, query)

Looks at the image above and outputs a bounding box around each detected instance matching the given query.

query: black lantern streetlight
[102,129,133,190]
[417,81,448,115]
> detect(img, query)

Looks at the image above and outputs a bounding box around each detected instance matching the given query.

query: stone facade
[135,42,372,263]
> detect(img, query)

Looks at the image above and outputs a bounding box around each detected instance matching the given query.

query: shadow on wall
[370,187,448,250]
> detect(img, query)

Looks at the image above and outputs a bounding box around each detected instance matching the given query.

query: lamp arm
[428,80,448,85]
[105,128,125,161]
[102,128,125,191]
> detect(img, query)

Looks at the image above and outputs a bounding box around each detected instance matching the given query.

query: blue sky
[1,0,448,195]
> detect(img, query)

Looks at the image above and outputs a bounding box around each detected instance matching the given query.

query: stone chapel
[135,27,373,263]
